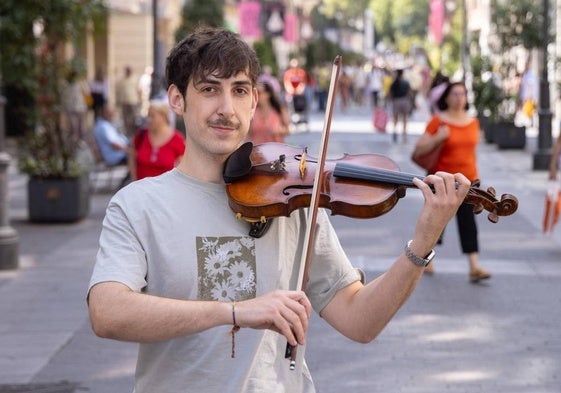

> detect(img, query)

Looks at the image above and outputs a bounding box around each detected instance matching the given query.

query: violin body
[224,142,518,223]
[225,143,407,222]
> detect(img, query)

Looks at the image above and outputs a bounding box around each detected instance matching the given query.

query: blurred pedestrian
[138,66,153,118]
[352,62,368,106]
[247,81,290,144]
[89,67,109,119]
[338,69,353,112]
[62,69,89,143]
[315,63,330,111]
[116,65,141,137]
[389,69,412,143]
[93,104,129,167]
[368,63,384,108]
[549,132,561,181]
[415,81,491,283]
[428,71,449,115]
[129,99,185,181]
[257,65,281,96]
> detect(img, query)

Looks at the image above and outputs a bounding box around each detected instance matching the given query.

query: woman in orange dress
[414,81,491,283]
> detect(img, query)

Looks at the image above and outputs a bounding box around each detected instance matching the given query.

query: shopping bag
[411,132,444,173]
[522,99,535,118]
[373,108,388,132]
[543,180,561,233]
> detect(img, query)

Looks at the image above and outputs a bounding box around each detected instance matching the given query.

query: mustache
[208,118,240,129]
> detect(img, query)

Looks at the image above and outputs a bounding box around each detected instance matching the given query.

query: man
[87,27,470,393]
[92,104,130,190]
[93,104,129,166]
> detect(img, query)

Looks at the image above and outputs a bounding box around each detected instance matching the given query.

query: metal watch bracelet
[404,240,435,267]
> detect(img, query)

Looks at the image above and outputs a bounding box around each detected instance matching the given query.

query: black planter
[477,115,494,143]
[28,175,90,223]
[493,122,526,149]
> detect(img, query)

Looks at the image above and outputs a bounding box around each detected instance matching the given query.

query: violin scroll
[465,180,518,223]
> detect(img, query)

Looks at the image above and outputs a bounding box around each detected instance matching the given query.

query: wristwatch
[404,240,435,267]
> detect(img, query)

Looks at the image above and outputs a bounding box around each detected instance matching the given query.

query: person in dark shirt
[389,69,412,143]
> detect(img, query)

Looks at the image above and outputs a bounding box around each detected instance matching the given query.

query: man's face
[181,72,257,158]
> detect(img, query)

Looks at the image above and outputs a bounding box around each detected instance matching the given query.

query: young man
[87,27,470,393]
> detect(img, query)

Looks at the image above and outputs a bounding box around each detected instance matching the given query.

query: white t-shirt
[88,169,362,393]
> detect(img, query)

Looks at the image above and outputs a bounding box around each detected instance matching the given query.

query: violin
[223,141,519,224]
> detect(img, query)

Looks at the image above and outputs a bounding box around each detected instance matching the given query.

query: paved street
[1,101,560,392]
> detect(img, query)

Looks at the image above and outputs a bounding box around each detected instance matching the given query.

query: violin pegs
[487,211,499,223]
[486,187,496,198]
[472,203,484,215]
[471,179,481,188]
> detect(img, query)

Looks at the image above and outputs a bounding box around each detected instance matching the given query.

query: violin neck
[333,162,418,187]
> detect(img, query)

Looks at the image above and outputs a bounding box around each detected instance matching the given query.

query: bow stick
[285,55,342,370]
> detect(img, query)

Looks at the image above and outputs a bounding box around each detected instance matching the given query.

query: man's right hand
[234,290,312,347]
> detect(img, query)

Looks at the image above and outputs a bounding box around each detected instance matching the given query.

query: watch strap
[404,240,435,267]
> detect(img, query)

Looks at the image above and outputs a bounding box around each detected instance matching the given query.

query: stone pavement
[1,102,560,392]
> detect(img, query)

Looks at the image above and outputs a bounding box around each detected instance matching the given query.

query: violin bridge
[270,154,287,173]
[299,149,307,179]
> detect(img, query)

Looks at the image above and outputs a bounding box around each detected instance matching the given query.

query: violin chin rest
[223,142,254,183]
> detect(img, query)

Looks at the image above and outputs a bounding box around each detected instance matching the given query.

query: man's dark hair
[166,27,261,97]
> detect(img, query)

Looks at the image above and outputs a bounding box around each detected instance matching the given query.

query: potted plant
[486,0,543,150]
[471,54,504,143]
[7,1,107,222]
[492,95,527,150]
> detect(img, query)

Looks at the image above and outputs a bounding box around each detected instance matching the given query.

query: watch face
[425,249,436,263]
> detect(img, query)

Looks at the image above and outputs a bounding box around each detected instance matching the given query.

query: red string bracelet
[231,301,240,358]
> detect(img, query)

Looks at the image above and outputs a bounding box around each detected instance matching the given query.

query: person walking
[247,81,290,144]
[61,69,89,143]
[389,68,412,143]
[427,71,450,114]
[89,67,109,119]
[368,62,384,108]
[549,132,561,181]
[87,27,471,393]
[116,65,141,137]
[414,81,491,283]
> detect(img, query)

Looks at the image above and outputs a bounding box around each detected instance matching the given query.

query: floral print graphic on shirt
[197,236,256,301]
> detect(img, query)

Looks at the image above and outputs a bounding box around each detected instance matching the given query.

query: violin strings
[333,162,417,186]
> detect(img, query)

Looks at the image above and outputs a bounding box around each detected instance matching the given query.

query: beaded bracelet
[231,301,240,358]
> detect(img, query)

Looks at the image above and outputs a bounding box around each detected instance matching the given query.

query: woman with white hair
[129,99,185,180]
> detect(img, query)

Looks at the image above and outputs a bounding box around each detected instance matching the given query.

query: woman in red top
[130,99,185,180]
[414,81,491,283]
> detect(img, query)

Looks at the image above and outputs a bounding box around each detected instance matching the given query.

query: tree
[0,0,107,176]
[174,0,225,43]
[491,0,542,51]
[1,1,106,138]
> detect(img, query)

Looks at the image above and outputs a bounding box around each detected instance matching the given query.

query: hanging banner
[428,0,444,45]
[283,12,298,43]
[239,1,262,39]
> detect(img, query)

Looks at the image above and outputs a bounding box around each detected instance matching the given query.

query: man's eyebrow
[232,80,253,87]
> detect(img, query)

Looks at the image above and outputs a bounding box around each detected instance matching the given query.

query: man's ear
[168,84,185,116]
[250,86,258,117]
